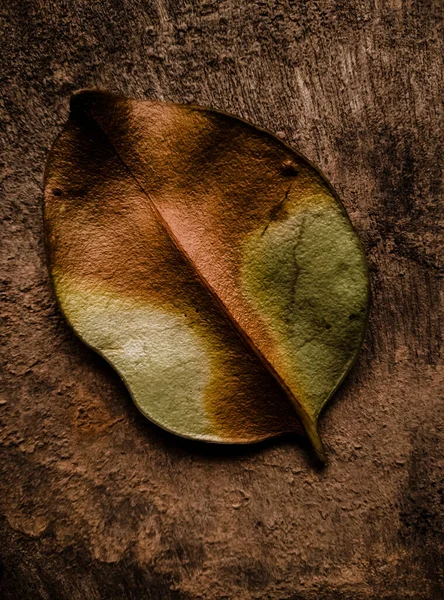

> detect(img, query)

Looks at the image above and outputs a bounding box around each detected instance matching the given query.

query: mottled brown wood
[1,1,443,598]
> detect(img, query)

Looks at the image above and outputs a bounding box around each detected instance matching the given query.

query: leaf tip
[302,416,327,465]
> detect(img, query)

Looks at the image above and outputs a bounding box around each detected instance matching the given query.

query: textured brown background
[1,1,443,598]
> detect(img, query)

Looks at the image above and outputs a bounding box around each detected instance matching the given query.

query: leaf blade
[45,90,370,461]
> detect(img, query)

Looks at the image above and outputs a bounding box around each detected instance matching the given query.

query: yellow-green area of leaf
[44,90,370,462]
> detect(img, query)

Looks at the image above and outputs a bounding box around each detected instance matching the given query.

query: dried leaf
[44,90,370,461]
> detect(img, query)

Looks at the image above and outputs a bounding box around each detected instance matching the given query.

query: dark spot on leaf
[281,159,299,176]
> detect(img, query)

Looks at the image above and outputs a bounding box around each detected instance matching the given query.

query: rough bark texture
[1,1,443,598]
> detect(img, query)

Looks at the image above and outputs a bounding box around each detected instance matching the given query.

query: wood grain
[1,1,442,598]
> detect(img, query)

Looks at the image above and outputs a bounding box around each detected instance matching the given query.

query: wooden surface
[1,1,442,598]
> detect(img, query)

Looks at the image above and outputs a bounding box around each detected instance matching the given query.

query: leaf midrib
[73,101,326,463]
